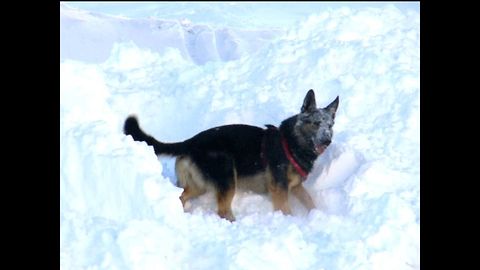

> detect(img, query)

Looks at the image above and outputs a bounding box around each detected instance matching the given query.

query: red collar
[262,126,308,179]
[279,132,308,179]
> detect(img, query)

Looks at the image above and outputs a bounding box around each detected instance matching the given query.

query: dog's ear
[301,89,317,113]
[325,96,339,117]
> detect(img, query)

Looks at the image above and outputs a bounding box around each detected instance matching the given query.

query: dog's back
[125,117,266,177]
[186,124,265,176]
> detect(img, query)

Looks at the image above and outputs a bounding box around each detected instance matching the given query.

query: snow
[60,3,282,64]
[60,3,420,270]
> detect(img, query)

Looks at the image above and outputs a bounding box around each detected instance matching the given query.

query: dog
[123,89,338,221]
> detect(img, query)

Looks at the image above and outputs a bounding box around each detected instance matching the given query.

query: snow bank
[60,4,282,64]
[60,4,419,270]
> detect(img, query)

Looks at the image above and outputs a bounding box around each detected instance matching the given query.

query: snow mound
[60,4,282,64]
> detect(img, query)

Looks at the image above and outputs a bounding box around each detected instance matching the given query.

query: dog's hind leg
[216,184,236,222]
[179,185,206,208]
[175,156,207,208]
[204,153,237,222]
[215,168,237,222]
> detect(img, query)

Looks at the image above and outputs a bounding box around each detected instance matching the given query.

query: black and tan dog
[123,90,338,221]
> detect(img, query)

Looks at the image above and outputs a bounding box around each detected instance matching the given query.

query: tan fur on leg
[216,187,236,222]
[176,156,207,209]
[179,185,206,208]
[290,184,316,211]
[269,183,292,215]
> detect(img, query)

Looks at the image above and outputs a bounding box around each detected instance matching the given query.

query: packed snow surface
[60,3,419,270]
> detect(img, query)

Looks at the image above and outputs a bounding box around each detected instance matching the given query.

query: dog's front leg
[266,145,292,215]
[291,184,316,211]
[269,183,292,215]
[268,165,292,215]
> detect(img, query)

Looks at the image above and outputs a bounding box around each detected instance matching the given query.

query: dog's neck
[279,116,318,174]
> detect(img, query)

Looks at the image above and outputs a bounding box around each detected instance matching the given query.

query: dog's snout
[321,139,331,146]
[314,136,331,147]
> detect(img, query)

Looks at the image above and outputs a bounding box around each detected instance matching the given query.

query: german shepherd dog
[123,90,338,221]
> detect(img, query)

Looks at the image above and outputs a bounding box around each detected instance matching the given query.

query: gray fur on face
[295,95,339,152]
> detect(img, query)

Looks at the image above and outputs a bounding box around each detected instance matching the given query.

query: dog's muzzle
[314,138,331,155]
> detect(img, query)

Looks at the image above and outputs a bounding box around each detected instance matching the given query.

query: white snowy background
[60,2,420,270]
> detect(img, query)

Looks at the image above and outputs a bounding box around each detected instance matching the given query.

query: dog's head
[295,89,339,155]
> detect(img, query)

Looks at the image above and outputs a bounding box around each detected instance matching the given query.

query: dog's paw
[219,211,236,222]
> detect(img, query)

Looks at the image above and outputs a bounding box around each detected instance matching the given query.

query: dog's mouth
[314,144,327,155]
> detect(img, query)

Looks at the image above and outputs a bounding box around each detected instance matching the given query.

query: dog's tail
[123,115,188,156]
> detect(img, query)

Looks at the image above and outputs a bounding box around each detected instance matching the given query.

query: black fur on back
[124,116,267,177]
[185,124,266,177]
